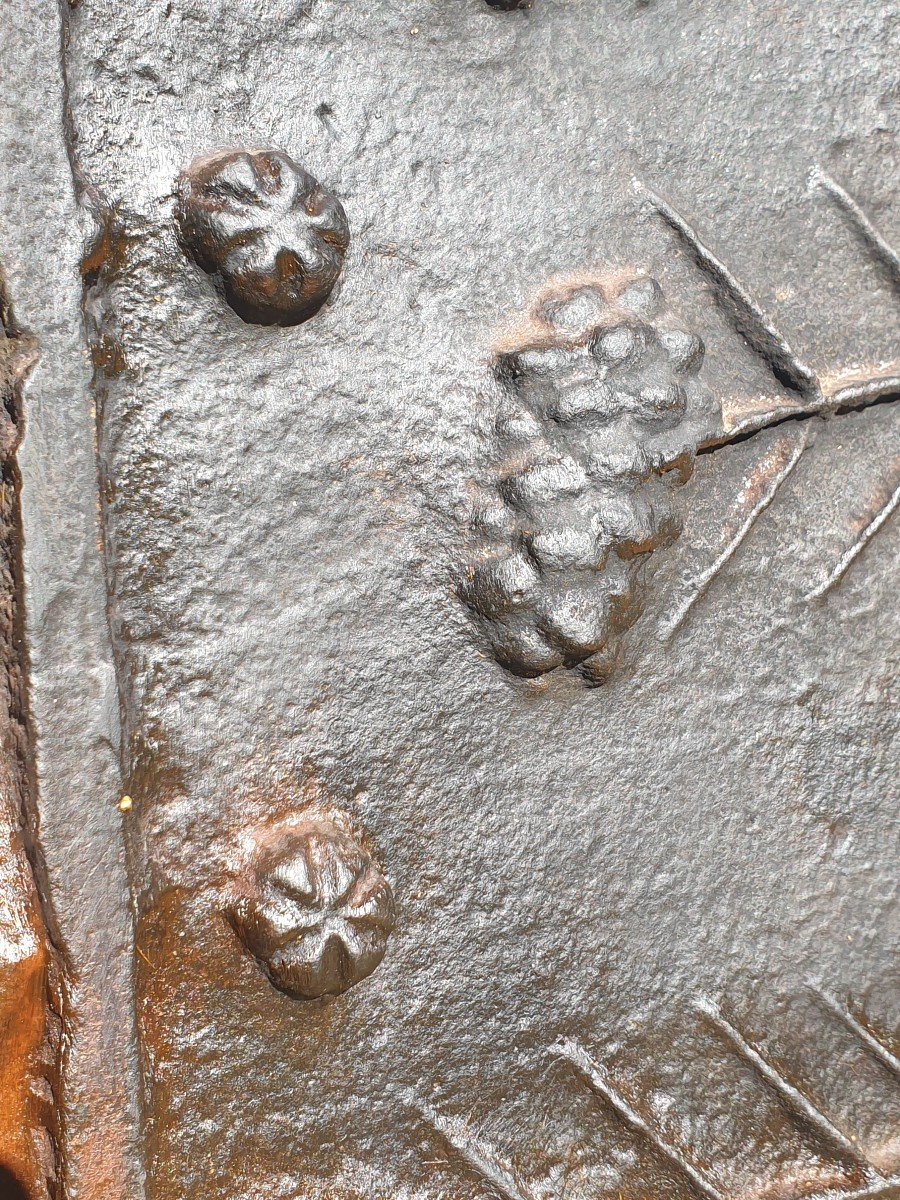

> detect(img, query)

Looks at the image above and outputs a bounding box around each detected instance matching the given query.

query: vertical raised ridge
[1,1,145,1196]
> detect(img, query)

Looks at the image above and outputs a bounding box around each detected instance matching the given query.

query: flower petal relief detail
[175,148,350,326]
[227,809,395,1000]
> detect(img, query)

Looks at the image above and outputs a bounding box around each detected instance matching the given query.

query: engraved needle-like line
[644,185,821,399]
[415,1099,544,1200]
[695,999,882,1181]
[804,480,900,602]
[552,1039,726,1200]
[811,990,900,1080]
[660,428,809,639]
[812,168,900,291]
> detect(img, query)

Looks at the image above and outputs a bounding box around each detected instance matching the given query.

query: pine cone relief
[459,273,720,679]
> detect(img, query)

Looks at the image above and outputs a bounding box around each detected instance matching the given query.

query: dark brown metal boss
[226,809,395,1000]
[175,149,350,326]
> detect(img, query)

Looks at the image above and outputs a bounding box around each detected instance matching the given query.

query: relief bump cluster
[459,272,720,678]
[227,808,395,1000]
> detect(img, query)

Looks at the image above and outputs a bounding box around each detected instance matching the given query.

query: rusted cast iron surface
[0,2,898,1199]
[0,291,58,1200]
[0,4,141,1197]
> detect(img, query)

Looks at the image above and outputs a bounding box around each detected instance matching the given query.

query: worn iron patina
[0,2,897,1199]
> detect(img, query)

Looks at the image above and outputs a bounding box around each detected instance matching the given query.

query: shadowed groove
[645,186,821,399]
[831,373,900,412]
[552,1038,726,1200]
[0,266,66,1200]
[696,999,882,1184]
[812,168,900,291]
[0,1165,30,1200]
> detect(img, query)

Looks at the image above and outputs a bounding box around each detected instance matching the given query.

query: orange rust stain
[719,430,805,542]
[89,334,128,377]
[79,211,131,285]
[491,268,645,358]
[0,838,54,1200]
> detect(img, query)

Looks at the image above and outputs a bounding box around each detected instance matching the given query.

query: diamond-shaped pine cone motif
[459,272,721,679]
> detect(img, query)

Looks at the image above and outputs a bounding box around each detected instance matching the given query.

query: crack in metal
[699,378,900,454]
[643,183,899,456]
[644,179,900,616]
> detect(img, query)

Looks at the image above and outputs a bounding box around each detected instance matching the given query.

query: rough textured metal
[0,2,897,1200]
[0,286,58,1200]
[0,5,142,1197]
[459,272,718,678]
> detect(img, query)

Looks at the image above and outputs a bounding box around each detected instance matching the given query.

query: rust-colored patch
[0,867,53,1200]
[0,281,59,1200]
[491,268,644,358]
[79,209,132,286]
[89,332,127,377]
[0,555,56,1200]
